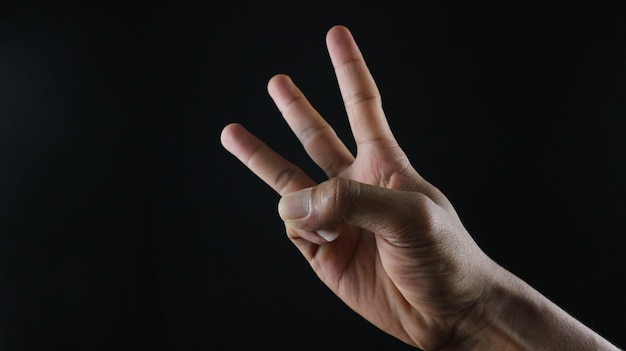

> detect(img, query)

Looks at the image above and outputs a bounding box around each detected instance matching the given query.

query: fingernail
[317,229,340,242]
[278,189,311,219]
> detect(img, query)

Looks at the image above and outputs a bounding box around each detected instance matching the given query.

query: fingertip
[326,25,362,67]
[326,24,354,48]
[326,24,351,41]
[220,122,247,153]
[267,73,292,94]
[220,122,237,143]
[267,74,300,106]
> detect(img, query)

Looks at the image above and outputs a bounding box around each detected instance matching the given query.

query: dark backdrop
[0,2,624,350]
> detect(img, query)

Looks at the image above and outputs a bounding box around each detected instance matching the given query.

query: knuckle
[311,177,354,226]
[299,124,330,149]
[343,90,381,109]
[329,177,353,209]
[386,192,443,247]
[280,94,305,114]
[409,193,442,233]
[274,166,298,194]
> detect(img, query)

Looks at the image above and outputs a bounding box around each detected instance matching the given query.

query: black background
[0,1,624,350]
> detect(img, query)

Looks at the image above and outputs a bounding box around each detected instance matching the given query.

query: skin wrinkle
[273,165,299,195]
[297,123,331,149]
[443,297,491,351]
[390,194,435,248]
[333,58,371,97]
[371,255,408,341]
[343,91,382,111]
[351,143,407,188]
[324,180,358,292]
[290,228,321,262]
[222,25,622,351]
[333,56,366,72]
[277,92,306,115]
[242,137,265,168]
[300,127,350,177]
[310,180,355,291]
[347,106,390,145]
[333,235,359,302]
[341,177,359,224]
[379,257,418,344]
[334,61,388,143]
[387,166,419,192]
[356,133,397,151]
[323,155,351,178]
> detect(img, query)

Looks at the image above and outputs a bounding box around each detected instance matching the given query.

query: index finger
[326,25,395,147]
[220,123,316,195]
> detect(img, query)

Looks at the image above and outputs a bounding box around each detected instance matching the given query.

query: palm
[295,146,439,342]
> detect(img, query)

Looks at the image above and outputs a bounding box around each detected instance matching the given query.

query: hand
[221,25,620,351]
[221,24,490,350]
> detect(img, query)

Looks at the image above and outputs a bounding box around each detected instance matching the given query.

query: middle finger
[268,74,354,178]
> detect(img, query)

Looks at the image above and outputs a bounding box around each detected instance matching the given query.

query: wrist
[439,260,620,351]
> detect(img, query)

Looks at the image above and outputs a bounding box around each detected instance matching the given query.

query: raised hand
[221,24,489,349]
[221,25,620,351]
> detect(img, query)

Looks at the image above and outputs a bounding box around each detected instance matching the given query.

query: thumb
[278,177,439,245]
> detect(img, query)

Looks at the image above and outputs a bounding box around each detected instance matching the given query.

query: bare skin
[221,25,621,351]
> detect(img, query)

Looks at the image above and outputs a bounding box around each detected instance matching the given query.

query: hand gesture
[221,25,621,351]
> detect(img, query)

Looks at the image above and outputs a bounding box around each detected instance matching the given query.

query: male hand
[220,25,492,350]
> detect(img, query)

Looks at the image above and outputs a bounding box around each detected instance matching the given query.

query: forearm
[443,263,621,351]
